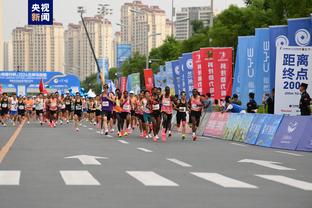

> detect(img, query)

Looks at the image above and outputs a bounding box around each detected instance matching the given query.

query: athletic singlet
[11,99,18,111]
[35,98,44,110]
[142,98,151,114]
[50,98,58,111]
[114,98,123,113]
[177,99,188,113]
[151,98,161,113]
[64,97,71,106]
[135,100,143,115]
[74,99,82,111]
[130,97,137,110]
[25,100,34,111]
[96,101,102,111]
[18,101,25,110]
[101,94,113,112]
[190,96,202,112]
[88,101,96,111]
[122,98,131,113]
[161,96,173,114]
[1,98,9,109]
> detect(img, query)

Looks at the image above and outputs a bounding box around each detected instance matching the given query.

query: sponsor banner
[256,114,283,147]
[274,46,312,115]
[28,0,53,25]
[116,44,132,68]
[237,36,258,106]
[181,53,194,99]
[244,114,269,145]
[287,17,312,47]
[233,114,255,143]
[164,62,176,95]
[232,47,240,96]
[296,117,312,152]
[272,116,310,150]
[127,73,140,94]
[192,51,202,94]
[213,47,233,99]
[197,112,212,136]
[179,57,185,93]
[255,28,271,96]
[269,25,288,88]
[119,76,127,93]
[171,60,182,95]
[223,114,243,141]
[143,69,154,92]
[203,112,229,138]
[200,48,213,95]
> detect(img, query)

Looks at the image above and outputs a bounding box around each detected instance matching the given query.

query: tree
[80,73,102,95]
[191,20,205,34]
[109,67,117,81]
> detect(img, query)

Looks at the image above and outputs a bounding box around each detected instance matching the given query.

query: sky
[3,0,245,41]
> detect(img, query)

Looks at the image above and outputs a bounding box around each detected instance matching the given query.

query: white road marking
[137,148,153,153]
[88,128,93,130]
[199,137,211,140]
[60,171,100,186]
[191,172,258,189]
[0,171,21,185]
[127,171,179,186]
[83,125,87,128]
[106,135,113,138]
[65,155,108,165]
[231,143,247,147]
[256,175,312,191]
[167,158,192,167]
[96,131,101,134]
[275,151,303,157]
[238,159,295,170]
[118,140,129,144]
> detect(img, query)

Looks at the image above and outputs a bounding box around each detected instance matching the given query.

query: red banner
[203,112,229,138]
[144,69,154,92]
[119,76,127,93]
[192,51,202,94]
[200,48,214,96]
[213,48,233,100]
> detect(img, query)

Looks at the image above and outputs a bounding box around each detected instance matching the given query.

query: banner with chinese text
[200,48,213,95]
[171,60,182,95]
[181,53,194,99]
[192,51,202,94]
[275,46,312,115]
[28,0,53,25]
[144,69,154,92]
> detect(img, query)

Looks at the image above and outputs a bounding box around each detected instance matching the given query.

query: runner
[0,93,10,126]
[17,96,26,124]
[25,96,34,124]
[189,89,204,141]
[73,92,83,131]
[114,89,123,137]
[161,86,175,141]
[135,90,145,138]
[10,94,18,126]
[64,92,72,123]
[95,95,102,128]
[129,91,137,130]
[58,94,66,125]
[120,90,131,136]
[48,93,59,128]
[100,84,115,135]
[142,90,153,139]
[35,93,44,126]
[151,92,161,142]
[88,97,96,125]
[175,91,188,140]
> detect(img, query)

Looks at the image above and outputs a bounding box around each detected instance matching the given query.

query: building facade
[0,0,3,70]
[175,6,213,41]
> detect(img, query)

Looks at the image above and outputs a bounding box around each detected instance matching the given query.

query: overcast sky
[3,0,245,41]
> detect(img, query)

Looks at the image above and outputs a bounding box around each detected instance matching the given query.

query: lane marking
[0,119,26,163]
[118,140,129,144]
[137,148,153,153]
[106,135,113,138]
[231,143,247,147]
[191,172,258,189]
[60,171,100,186]
[167,158,192,167]
[83,125,87,128]
[275,151,303,157]
[238,159,295,170]
[65,155,108,165]
[256,175,312,191]
[127,171,179,186]
[0,171,21,185]
[88,128,93,130]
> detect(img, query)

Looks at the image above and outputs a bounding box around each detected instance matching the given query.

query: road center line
[231,143,247,147]
[167,158,192,167]
[137,148,153,153]
[0,119,26,163]
[275,151,303,157]
[118,140,129,144]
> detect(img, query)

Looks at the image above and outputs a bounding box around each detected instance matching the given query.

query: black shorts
[50,110,57,116]
[135,113,144,122]
[36,110,43,116]
[65,105,72,112]
[177,112,187,125]
[131,110,135,116]
[151,111,161,118]
[102,111,112,120]
[120,112,129,120]
[0,109,9,116]
[74,110,82,118]
[18,110,25,116]
[96,110,101,117]
[190,110,201,127]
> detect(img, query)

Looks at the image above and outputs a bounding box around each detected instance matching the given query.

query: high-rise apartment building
[0,0,3,70]
[175,6,213,41]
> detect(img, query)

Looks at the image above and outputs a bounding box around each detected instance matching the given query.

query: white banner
[275,46,312,115]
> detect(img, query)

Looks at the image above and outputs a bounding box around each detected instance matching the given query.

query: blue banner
[97,58,109,84]
[179,57,185,94]
[272,116,310,151]
[117,44,132,68]
[232,46,240,96]
[234,114,255,143]
[255,28,271,97]
[171,60,182,95]
[256,114,283,147]
[165,62,176,95]
[28,0,53,25]
[269,25,288,90]
[245,114,269,145]
[223,113,243,141]
[237,36,258,107]
[296,117,312,152]
[287,17,312,46]
[181,53,194,99]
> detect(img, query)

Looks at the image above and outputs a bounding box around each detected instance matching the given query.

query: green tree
[80,73,102,95]
[191,20,205,34]
[109,67,117,81]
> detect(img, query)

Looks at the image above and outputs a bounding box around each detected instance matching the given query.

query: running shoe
[100,129,104,135]
[182,135,186,140]
[168,131,172,137]
[76,127,80,131]
[192,135,197,141]
[105,130,108,135]
[124,131,128,136]
[139,133,144,138]
[153,136,158,142]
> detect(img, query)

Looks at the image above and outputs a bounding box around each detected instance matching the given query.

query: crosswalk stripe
[118,140,129,144]
[191,172,258,188]
[167,158,192,167]
[126,171,179,186]
[231,143,247,147]
[256,175,312,191]
[60,171,100,186]
[137,148,153,153]
[275,151,304,157]
[0,171,21,185]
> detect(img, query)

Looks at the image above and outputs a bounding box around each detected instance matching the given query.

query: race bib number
[123,105,130,111]
[2,103,7,108]
[102,101,109,107]
[179,107,186,112]
[163,100,170,106]
[191,104,198,109]
[65,101,70,105]
[76,105,82,110]
[19,105,24,110]
[51,103,57,107]
[152,104,160,110]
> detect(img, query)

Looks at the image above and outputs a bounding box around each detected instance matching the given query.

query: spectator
[223,96,246,113]
[231,94,242,105]
[247,92,258,113]
[265,88,275,114]
[203,93,214,112]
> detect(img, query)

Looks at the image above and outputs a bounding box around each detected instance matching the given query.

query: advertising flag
[256,114,283,147]
[144,69,154,92]
[119,77,127,93]
[232,47,240,96]
[192,51,202,94]
[213,47,233,99]
[269,25,288,90]
[181,53,194,98]
[171,60,182,95]
[200,48,213,95]
[164,62,175,94]
[117,44,132,68]
[127,73,140,94]
[287,17,312,47]
[275,46,312,115]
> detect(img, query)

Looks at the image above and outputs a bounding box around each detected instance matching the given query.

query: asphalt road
[0,121,311,208]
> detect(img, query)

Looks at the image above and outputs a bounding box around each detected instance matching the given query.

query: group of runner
[0,85,206,142]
